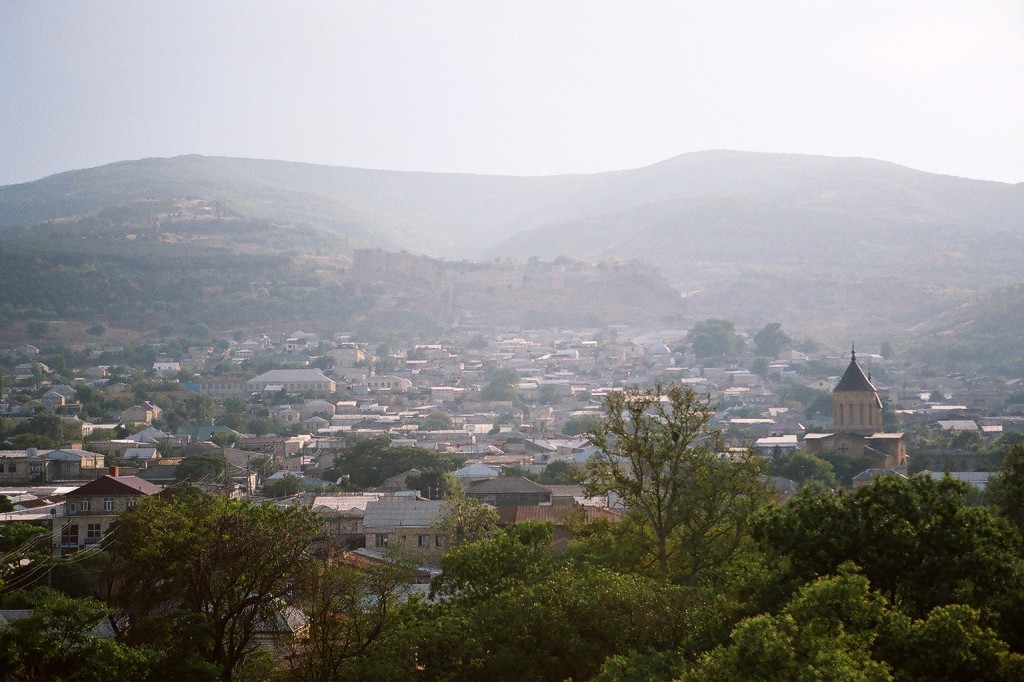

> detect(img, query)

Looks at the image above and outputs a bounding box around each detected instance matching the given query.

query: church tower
[832,347,882,435]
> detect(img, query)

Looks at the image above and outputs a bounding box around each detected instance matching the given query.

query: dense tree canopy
[0,589,152,682]
[105,486,321,680]
[754,475,1024,621]
[683,569,1024,682]
[753,322,791,358]
[988,443,1024,529]
[328,437,464,489]
[479,367,520,402]
[686,318,746,358]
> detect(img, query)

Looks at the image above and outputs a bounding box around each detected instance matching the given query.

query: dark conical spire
[834,347,875,393]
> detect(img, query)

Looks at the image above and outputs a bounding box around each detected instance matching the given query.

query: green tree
[687,319,746,358]
[25,320,49,337]
[750,356,771,378]
[434,472,499,546]
[248,454,276,480]
[15,412,74,445]
[0,589,153,681]
[987,443,1024,529]
[479,368,519,402]
[681,570,891,682]
[106,486,321,681]
[329,437,462,490]
[188,394,217,426]
[264,474,304,497]
[287,559,412,682]
[879,603,1024,682]
[431,522,555,602]
[583,383,770,577]
[686,568,1024,682]
[753,322,790,358]
[0,522,48,592]
[409,565,695,682]
[537,460,578,484]
[754,475,1024,619]
[222,396,247,415]
[419,410,454,431]
[561,413,601,436]
[210,430,238,448]
[175,452,229,485]
[778,450,838,489]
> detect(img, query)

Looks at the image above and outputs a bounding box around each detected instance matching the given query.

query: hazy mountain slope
[2,151,1023,345]
[908,282,1024,372]
[483,152,1024,341]
[4,151,1021,265]
[0,155,582,255]
[490,152,1024,282]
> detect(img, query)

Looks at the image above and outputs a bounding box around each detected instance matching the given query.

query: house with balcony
[57,470,162,557]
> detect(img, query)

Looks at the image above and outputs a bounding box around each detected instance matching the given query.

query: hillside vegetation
[1,152,1022,350]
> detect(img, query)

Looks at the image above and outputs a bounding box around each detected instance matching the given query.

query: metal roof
[363,498,445,529]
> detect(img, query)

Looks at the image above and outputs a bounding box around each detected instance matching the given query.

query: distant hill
[907,283,1024,373]
[1,151,1022,347]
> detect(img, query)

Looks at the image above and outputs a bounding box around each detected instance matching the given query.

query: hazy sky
[2,1,1023,185]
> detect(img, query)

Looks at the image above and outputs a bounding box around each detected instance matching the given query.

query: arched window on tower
[838,404,844,426]
[860,403,865,425]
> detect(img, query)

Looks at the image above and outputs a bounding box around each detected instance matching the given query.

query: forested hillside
[2,151,1023,351]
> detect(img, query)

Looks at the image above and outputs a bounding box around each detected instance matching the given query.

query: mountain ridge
[2,151,1023,348]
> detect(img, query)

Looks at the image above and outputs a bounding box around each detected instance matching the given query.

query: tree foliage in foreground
[0,588,153,682]
[988,443,1024,529]
[286,559,413,682]
[105,486,321,681]
[683,569,1024,682]
[754,474,1024,621]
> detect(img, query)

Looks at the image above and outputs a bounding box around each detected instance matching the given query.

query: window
[68,502,76,515]
[859,403,865,425]
[417,535,430,547]
[86,524,102,544]
[127,498,137,508]
[0,463,5,472]
[104,498,114,512]
[435,535,447,548]
[838,404,844,426]
[61,523,79,546]
[80,499,90,512]
[374,533,388,547]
